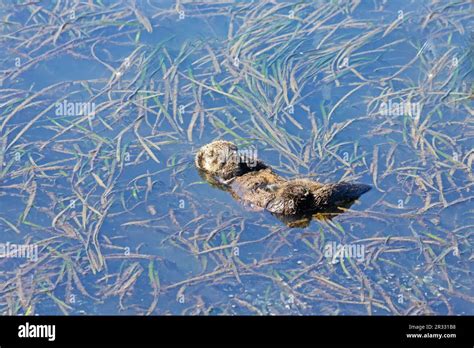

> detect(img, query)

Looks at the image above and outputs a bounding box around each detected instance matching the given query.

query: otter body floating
[195,140,371,226]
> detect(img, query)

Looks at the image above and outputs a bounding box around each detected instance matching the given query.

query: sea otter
[195,140,371,227]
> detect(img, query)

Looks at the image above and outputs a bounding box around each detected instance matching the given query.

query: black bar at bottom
[0,315,472,346]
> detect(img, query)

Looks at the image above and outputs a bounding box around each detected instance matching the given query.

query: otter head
[195,140,241,181]
[195,140,267,181]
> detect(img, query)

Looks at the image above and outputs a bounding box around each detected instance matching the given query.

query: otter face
[195,141,241,180]
[195,140,268,181]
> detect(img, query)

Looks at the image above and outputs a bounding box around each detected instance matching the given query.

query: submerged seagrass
[195,140,371,226]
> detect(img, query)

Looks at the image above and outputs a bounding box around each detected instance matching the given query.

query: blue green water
[0,0,472,315]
